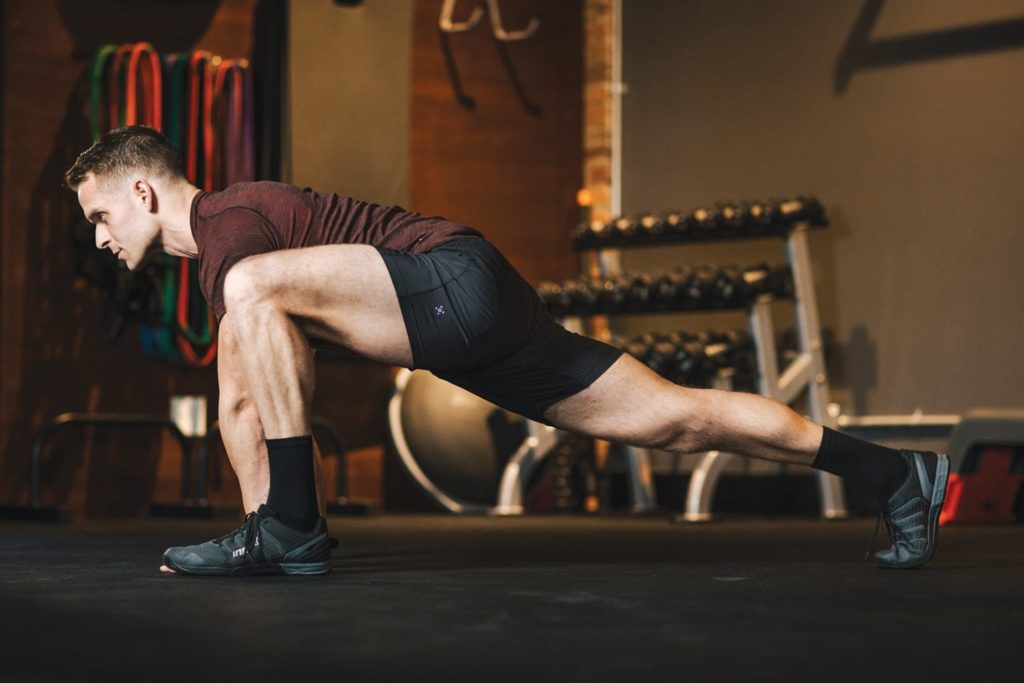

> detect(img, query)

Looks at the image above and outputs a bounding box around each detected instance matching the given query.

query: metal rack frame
[681,227,847,521]
[583,222,847,521]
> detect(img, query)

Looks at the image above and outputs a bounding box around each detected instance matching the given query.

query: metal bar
[611,0,622,218]
[774,352,815,405]
[786,228,828,388]
[493,436,539,515]
[838,414,962,428]
[682,450,734,522]
[787,227,847,518]
[748,297,779,397]
[620,444,657,512]
[310,417,347,503]
[30,413,190,508]
[835,413,961,450]
[180,436,191,503]
[196,436,209,503]
[495,421,561,515]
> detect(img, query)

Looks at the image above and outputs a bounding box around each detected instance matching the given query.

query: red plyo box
[940,447,1024,525]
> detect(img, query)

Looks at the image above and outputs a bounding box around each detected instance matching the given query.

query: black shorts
[376,237,623,424]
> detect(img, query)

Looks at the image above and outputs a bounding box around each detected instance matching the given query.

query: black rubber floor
[1,515,1021,681]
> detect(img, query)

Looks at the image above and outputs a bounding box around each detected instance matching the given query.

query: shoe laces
[213,511,263,556]
[865,511,903,560]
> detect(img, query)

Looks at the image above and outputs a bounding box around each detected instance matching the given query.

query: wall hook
[486,0,540,42]
[439,0,484,33]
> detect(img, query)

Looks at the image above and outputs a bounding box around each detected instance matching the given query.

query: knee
[223,259,273,312]
[645,389,711,454]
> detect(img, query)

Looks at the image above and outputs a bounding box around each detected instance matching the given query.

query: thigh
[233,244,413,366]
[438,316,624,424]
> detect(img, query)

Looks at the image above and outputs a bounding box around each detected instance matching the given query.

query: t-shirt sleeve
[199,210,281,322]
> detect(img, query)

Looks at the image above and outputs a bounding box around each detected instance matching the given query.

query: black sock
[810,427,909,503]
[265,435,319,531]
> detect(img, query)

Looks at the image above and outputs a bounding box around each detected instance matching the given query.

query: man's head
[65,125,189,271]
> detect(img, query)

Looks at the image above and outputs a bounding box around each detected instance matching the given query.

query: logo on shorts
[434,305,446,317]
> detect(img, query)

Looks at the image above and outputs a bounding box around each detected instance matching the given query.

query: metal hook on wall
[486,0,540,42]
[439,0,484,33]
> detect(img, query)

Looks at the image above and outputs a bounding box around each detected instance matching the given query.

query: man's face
[76,173,160,272]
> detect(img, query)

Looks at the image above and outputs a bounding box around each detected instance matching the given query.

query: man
[65,126,948,575]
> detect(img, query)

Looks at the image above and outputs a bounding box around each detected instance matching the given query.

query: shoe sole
[876,453,950,570]
[163,558,332,576]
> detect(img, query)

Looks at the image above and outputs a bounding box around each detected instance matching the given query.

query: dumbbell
[742,263,793,299]
[701,328,756,374]
[638,213,665,238]
[652,267,692,308]
[665,333,709,387]
[682,266,719,309]
[690,207,719,234]
[578,219,614,244]
[559,279,592,315]
[611,216,641,240]
[710,264,747,308]
[597,275,630,314]
[746,200,779,235]
[697,330,735,376]
[572,220,605,245]
[626,274,654,311]
[716,203,749,233]
[640,335,679,377]
[776,195,825,226]
[573,278,601,313]
[662,211,692,238]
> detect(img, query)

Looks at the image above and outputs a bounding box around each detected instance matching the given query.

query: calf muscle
[219,406,269,513]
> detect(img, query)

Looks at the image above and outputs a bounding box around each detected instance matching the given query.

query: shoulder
[197,181,311,217]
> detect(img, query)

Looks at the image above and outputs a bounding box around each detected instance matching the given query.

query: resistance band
[87,43,255,367]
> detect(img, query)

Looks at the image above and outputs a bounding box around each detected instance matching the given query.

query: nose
[94,224,111,250]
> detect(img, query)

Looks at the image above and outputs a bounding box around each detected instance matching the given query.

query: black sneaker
[163,504,332,576]
[870,451,950,569]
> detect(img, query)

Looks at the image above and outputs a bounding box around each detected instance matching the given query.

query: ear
[132,179,156,212]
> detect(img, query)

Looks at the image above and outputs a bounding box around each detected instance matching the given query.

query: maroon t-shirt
[189,181,482,321]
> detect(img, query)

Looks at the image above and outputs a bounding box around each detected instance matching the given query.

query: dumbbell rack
[578,218,848,521]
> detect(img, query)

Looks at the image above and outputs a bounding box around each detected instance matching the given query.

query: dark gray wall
[288,0,412,206]
[621,0,1024,415]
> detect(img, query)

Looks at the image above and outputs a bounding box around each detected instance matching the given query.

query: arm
[216,314,326,515]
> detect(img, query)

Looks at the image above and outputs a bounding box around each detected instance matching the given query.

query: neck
[160,183,202,259]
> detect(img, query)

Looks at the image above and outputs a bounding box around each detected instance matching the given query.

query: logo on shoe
[232,538,261,558]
